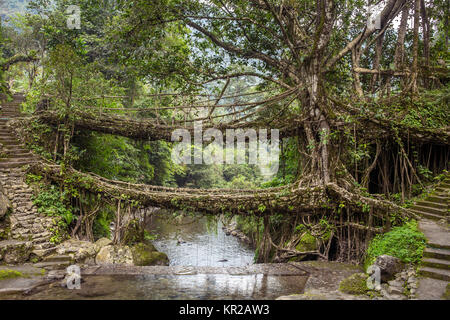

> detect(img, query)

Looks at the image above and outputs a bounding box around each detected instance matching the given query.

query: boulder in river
[131,243,169,266]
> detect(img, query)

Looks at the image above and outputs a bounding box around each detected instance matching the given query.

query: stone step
[427,241,450,250]
[410,205,448,216]
[434,190,450,197]
[416,200,447,210]
[0,106,20,110]
[0,157,36,163]
[33,261,71,270]
[424,247,450,261]
[0,139,15,145]
[32,236,51,244]
[425,195,448,203]
[33,242,56,250]
[1,148,31,154]
[16,216,35,223]
[409,209,448,221]
[2,152,34,158]
[43,254,72,263]
[440,183,450,189]
[31,247,56,258]
[0,139,21,145]
[419,267,450,281]
[0,161,34,169]
[422,258,450,270]
[13,213,35,220]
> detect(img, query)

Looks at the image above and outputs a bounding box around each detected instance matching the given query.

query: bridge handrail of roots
[35,103,450,145]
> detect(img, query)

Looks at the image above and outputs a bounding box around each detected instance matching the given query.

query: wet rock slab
[276,261,364,300]
[0,265,49,296]
[90,263,310,276]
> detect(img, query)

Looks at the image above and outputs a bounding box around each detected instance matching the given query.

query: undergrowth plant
[364,220,426,270]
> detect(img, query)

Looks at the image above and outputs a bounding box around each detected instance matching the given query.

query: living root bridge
[28,161,414,220]
[28,161,328,215]
[36,107,450,147]
[35,110,297,142]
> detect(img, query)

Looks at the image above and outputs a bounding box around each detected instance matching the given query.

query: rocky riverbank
[222,223,252,246]
[277,256,427,300]
[30,238,170,270]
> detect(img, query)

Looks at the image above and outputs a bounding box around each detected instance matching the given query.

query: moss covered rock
[338,273,369,295]
[296,232,317,252]
[131,243,169,266]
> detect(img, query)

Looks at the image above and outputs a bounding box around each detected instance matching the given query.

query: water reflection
[14,274,307,300]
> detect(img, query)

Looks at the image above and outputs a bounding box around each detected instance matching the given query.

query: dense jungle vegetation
[0,0,448,263]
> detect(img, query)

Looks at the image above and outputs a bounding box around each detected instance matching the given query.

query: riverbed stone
[372,255,404,282]
[131,243,169,266]
[96,245,134,265]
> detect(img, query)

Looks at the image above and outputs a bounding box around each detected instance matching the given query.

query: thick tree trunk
[420,0,430,88]
[408,0,421,93]
[305,60,331,184]
[371,32,385,94]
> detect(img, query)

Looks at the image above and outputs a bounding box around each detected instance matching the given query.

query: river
[146,213,255,267]
[0,212,310,300]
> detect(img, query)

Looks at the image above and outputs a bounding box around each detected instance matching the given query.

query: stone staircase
[409,175,450,283]
[409,176,449,223]
[0,94,57,261]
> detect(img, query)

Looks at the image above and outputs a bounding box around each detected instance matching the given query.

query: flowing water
[146,213,255,267]
[1,212,309,300]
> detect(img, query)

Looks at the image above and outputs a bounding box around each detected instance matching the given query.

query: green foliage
[92,207,114,240]
[25,173,42,184]
[364,220,426,269]
[49,219,68,244]
[295,231,317,252]
[32,184,73,226]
